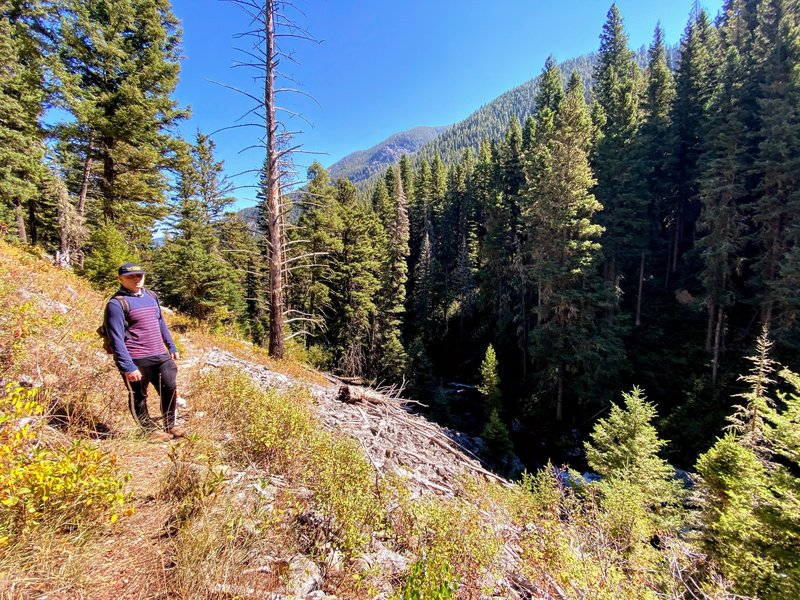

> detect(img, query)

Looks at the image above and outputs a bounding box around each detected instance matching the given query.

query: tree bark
[264,0,285,359]
[15,198,27,244]
[635,251,645,326]
[556,364,564,423]
[102,136,115,223]
[712,306,724,386]
[28,199,37,245]
[672,210,681,274]
[77,136,93,216]
[705,302,715,353]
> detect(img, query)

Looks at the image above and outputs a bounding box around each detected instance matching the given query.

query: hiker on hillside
[104,262,184,441]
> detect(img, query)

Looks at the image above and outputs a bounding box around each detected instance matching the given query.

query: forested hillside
[288,0,800,472]
[3,1,800,596]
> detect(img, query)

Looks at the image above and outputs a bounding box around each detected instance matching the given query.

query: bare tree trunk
[665,227,673,289]
[15,198,27,244]
[536,281,542,327]
[705,303,716,353]
[635,251,645,326]
[102,136,115,223]
[264,0,285,359]
[556,364,563,423]
[672,210,681,274]
[712,306,724,385]
[77,135,93,216]
[28,199,37,245]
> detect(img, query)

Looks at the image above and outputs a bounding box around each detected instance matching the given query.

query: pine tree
[592,4,644,293]
[369,166,409,382]
[152,135,244,325]
[408,158,430,272]
[524,70,613,421]
[477,344,502,415]
[289,161,338,351]
[56,0,186,246]
[449,150,479,332]
[371,177,391,228]
[471,138,494,257]
[216,212,264,340]
[585,387,683,555]
[194,131,235,223]
[399,154,414,205]
[696,44,748,384]
[667,9,719,282]
[481,408,514,472]
[749,0,800,345]
[633,24,676,326]
[483,118,527,370]
[81,223,138,288]
[0,1,48,242]
[324,179,382,377]
[534,55,564,134]
[696,328,800,597]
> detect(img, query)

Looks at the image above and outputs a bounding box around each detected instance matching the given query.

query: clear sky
[170,0,725,207]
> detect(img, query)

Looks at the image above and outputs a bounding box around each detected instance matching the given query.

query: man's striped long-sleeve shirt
[104,288,177,374]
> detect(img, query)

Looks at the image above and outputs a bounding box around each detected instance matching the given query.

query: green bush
[396,554,458,600]
[199,368,382,556]
[81,225,137,289]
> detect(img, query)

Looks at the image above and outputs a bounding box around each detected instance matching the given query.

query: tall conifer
[525,70,613,421]
[696,45,748,384]
[750,0,800,345]
[667,9,719,281]
[57,0,186,246]
[633,24,676,325]
[371,165,410,382]
[0,1,48,242]
[325,179,382,377]
[592,4,644,293]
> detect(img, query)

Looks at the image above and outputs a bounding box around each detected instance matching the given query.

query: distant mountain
[414,46,673,168]
[327,126,450,183]
[414,54,599,167]
[351,46,672,191]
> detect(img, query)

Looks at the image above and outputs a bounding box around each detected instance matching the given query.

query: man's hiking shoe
[167,426,186,438]
[148,429,173,442]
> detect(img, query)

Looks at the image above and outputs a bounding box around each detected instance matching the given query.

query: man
[105,262,184,441]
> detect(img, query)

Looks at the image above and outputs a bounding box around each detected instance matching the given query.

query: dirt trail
[85,341,206,600]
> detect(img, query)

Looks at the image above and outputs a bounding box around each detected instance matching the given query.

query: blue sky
[171,0,724,208]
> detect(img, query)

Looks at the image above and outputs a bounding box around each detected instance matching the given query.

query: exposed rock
[285,555,323,597]
[675,288,695,305]
[353,543,410,577]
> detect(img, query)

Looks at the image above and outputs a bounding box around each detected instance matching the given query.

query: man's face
[119,273,145,293]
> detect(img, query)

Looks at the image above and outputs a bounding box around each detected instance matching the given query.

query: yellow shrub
[0,384,131,543]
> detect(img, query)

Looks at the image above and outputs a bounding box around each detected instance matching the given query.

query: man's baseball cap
[118,262,146,276]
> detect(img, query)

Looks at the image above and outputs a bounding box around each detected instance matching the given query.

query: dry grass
[0,242,506,597]
[0,241,727,599]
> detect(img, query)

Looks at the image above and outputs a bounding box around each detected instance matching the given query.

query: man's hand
[171,352,179,360]
[126,369,143,382]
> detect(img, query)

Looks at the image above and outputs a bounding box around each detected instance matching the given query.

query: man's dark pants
[122,353,178,431]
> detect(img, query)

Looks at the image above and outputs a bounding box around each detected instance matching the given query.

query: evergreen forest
[4,1,800,595]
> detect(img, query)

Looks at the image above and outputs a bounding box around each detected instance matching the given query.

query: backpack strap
[143,288,163,319]
[113,295,130,314]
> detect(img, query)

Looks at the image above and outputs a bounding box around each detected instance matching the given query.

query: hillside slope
[0,242,729,599]
[328,125,449,183]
